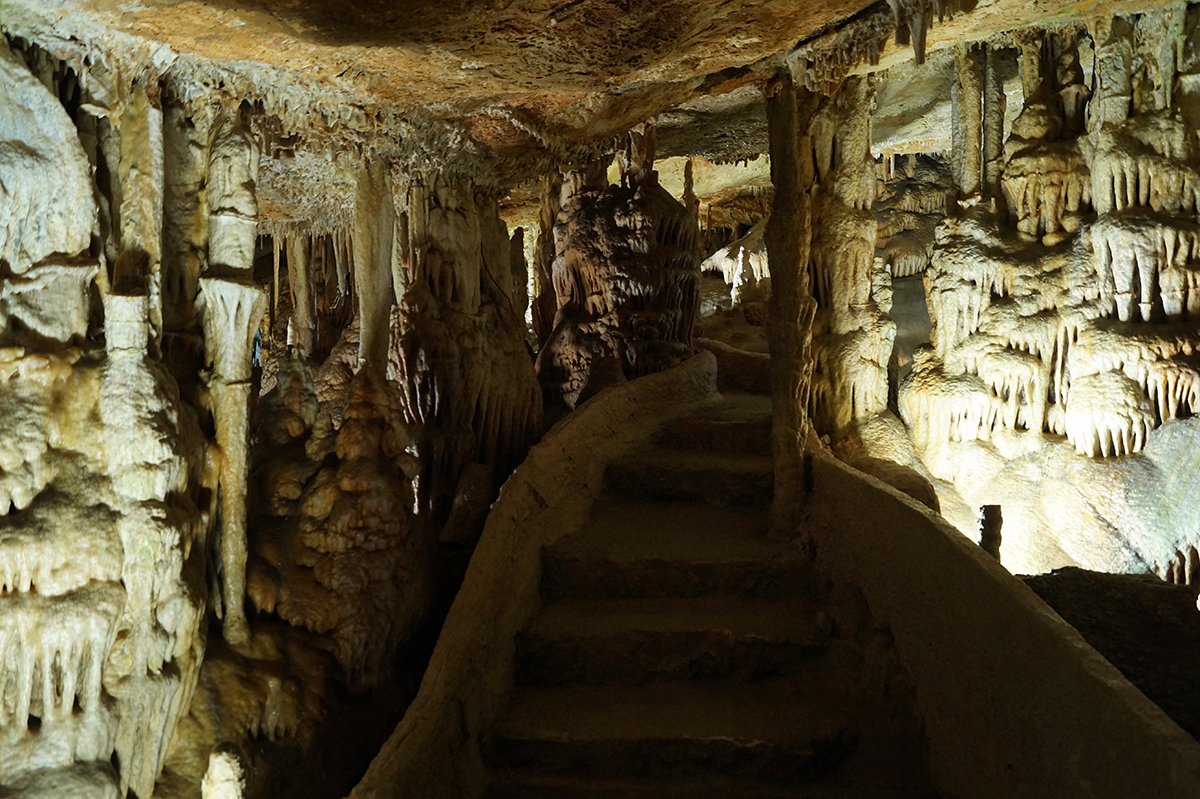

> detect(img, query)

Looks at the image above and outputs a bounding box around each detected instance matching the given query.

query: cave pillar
[983,46,1007,201]
[952,44,984,200]
[116,78,166,354]
[532,171,563,347]
[200,111,264,645]
[763,72,819,537]
[1089,16,1133,131]
[354,158,396,367]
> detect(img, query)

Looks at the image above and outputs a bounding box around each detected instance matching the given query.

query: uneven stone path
[483,393,938,798]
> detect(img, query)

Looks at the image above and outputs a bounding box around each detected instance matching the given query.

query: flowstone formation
[892,12,1200,575]
[537,123,703,410]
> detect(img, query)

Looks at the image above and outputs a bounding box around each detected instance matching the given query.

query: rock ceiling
[2,0,1181,177]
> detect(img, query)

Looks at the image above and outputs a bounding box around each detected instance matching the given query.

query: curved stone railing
[809,453,1200,799]
[347,352,718,799]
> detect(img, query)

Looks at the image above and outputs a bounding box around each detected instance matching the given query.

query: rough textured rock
[537,124,701,410]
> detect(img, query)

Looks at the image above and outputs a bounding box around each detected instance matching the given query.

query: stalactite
[117,78,166,355]
[874,154,954,277]
[353,159,395,367]
[983,47,1008,201]
[286,234,314,353]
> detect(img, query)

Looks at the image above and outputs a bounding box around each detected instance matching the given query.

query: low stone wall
[347,352,719,799]
[809,452,1200,799]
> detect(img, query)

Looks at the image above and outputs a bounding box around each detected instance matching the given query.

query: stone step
[656,393,773,457]
[516,596,833,686]
[484,772,941,799]
[606,448,773,507]
[542,500,818,601]
[484,678,861,784]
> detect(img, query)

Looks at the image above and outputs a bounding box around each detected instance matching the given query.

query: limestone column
[532,171,562,347]
[952,44,984,200]
[201,280,266,645]
[983,46,1007,200]
[201,113,265,645]
[117,78,165,354]
[763,72,819,536]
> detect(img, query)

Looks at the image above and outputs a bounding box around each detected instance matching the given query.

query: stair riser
[483,731,858,783]
[605,463,773,507]
[541,557,821,601]
[516,632,829,686]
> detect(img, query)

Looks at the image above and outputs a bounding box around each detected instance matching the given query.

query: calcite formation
[537,123,702,410]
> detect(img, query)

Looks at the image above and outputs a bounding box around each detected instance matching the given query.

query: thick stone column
[201,279,266,645]
[200,113,265,645]
[536,122,701,410]
[763,72,819,537]
[983,46,1007,200]
[952,44,984,200]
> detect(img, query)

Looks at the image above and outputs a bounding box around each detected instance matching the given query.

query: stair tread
[526,596,829,642]
[614,447,773,474]
[495,677,861,744]
[678,392,773,421]
[552,500,788,563]
[485,771,938,799]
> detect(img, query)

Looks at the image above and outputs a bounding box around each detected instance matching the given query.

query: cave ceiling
[0,0,1180,172]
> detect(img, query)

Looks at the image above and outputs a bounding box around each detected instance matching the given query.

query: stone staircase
[482,393,939,798]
